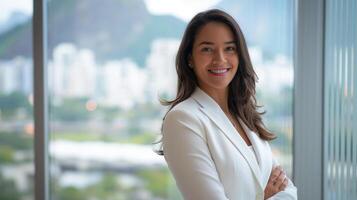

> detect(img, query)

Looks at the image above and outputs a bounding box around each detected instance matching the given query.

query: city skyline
[0,41,292,110]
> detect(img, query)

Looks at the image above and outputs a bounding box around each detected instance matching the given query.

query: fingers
[274,170,286,186]
[279,178,289,191]
[270,166,283,183]
[270,166,288,191]
[269,166,282,181]
[265,165,289,199]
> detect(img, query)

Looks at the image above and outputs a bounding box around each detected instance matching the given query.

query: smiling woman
[190,22,239,94]
[160,9,297,200]
[0,0,295,199]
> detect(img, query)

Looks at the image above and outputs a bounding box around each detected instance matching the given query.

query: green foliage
[0,132,32,164]
[51,169,176,200]
[50,98,123,122]
[57,186,87,200]
[0,132,33,150]
[52,132,103,141]
[123,132,156,144]
[51,97,92,121]
[0,173,21,200]
[0,92,32,119]
[52,172,127,200]
[52,131,156,145]
[96,106,121,122]
[126,102,161,120]
[89,173,120,199]
[137,168,170,198]
[0,146,14,163]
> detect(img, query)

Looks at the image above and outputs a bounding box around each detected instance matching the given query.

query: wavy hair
[156,9,276,155]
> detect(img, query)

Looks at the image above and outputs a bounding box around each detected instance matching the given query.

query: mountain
[0,0,294,64]
[216,0,294,59]
[0,0,186,66]
[0,11,30,34]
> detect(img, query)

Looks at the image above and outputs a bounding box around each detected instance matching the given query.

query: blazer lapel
[240,119,264,169]
[191,88,264,190]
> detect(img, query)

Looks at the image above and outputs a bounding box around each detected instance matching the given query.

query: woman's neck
[200,87,230,113]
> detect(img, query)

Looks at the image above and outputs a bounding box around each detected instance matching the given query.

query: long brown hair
[157,9,276,155]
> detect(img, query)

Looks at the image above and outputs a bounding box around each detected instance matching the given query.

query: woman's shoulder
[164,96,202,124]
[169,96,200,113]
[162,97,206,139]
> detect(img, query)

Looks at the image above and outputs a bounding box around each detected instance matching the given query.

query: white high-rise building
[49,43,97,99]
[146,39,180,103]
[101,58,147,109]
[0,57,32,95]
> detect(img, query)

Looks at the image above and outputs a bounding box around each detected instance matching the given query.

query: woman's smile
[208,68,231,76]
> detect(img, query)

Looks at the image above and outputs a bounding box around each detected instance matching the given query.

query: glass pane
[47,0,181,199]
[0,0,34,200]
[47,0,294,199]
[324,0,357,199]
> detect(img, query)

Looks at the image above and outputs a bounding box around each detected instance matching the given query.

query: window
[3,0,295,199]
[324,0,357,199]
[0,1,34,200]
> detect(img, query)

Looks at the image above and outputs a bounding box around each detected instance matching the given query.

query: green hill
[0,0,186,66]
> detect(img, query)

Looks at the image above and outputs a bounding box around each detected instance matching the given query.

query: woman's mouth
[208,68,230,76]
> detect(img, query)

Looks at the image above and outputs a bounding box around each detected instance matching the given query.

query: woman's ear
[188,54,193,68]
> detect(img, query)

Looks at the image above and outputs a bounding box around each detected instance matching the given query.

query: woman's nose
[213,49,226,64]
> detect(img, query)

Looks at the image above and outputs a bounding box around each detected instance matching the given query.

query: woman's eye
[226,46,236,52]
[201,47,213,52]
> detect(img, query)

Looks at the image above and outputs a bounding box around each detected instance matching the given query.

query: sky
[0,0,221,23]
[143,0,222,21]
[0,0,32,23]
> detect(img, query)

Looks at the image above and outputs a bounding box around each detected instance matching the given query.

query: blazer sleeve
[163,109,229,200]
[268,156,298,200]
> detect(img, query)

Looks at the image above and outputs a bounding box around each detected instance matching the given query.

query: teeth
[209,69,228,74]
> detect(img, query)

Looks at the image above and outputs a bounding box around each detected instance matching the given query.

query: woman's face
[190,22,239,95]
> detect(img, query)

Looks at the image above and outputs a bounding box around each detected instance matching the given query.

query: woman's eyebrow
[198,41,236,46]
[198,41,214,46]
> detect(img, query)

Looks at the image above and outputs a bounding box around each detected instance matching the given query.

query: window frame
[33,0,49,199]
[293,0,325,199]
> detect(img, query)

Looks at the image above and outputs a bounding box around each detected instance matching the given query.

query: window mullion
[33,0,49,199]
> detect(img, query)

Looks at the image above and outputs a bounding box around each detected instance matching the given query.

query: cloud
[143,0,222,22]
[0,0,32,22]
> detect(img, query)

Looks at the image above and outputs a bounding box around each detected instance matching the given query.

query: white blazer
[162,88,297,200]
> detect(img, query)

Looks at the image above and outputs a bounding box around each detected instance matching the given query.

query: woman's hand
[264,165,288,199]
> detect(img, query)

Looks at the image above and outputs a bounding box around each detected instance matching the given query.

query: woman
[160,9,297,200]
